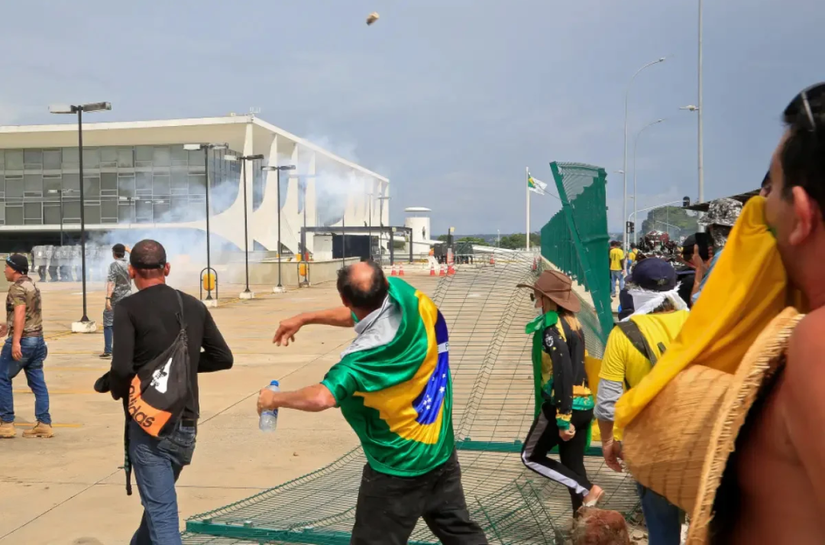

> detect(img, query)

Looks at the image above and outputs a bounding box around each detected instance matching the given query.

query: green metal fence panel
[540,163,612,346]
[183,253,639,544]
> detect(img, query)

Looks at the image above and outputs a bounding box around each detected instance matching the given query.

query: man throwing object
[259,261,487,545]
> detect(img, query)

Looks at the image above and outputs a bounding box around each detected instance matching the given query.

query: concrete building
[0,115,389,256]
[404,206,439,256]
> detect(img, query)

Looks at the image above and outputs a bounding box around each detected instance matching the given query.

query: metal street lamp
[184,143,227,301]
[679,104,703,204]
[49,101,111,326]
[622,58,665,252]
[261,164,297,292]
[376,195,391,264]
[632,118,666,244]
[226,154,264,297]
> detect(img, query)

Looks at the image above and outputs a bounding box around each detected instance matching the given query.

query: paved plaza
[0,272,439,544]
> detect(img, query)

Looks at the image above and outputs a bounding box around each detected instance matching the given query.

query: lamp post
[184,143,227,302]
[632,118,666,244]
[49,102,111,329]
[622,58,665,252]
[376,195,391,264]
[226,154,264,297]
[261,164,296,292]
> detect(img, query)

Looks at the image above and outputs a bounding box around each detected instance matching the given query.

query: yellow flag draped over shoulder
[615,197,791,429]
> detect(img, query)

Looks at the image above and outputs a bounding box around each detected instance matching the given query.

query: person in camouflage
[101,243,132,358]
[690,198,743,305]
[0,254,53,438]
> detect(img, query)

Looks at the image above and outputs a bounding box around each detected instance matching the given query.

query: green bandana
[525,311,558,335]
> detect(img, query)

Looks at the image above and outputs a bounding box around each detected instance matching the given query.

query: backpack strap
[616,321,661,390]
[174,290,187,331]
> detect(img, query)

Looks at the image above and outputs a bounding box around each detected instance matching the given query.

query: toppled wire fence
[541,162,612,345]
[183,249,638,544]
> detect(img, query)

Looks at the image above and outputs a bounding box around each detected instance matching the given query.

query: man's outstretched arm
[273,307,354,346]
[257,383,337,413]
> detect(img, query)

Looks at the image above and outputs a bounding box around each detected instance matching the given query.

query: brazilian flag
[322,278,454,477]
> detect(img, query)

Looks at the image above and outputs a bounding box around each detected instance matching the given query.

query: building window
[100,147,118,168]
[63,200,81,223]
[101,172,118,195]
[153,174,170,196]
[63,147,79,165]
[24,202,42,225]
[135,200,153,223]
[84,203,101,224]
[101,198,118,223]
[5,150,24,170]
[44,203,61,225]
[171,145,188,166]
[24,149,43,168]
[117,147,134,168]
[118,174,135,198]
[63,173,80,191]
[5,205,23,225]
[83,148,100,169]
[153,146,171,167]
[5,176,23,198]
[43,149,62,170]
[24,174,43,197]
[84,176,101,199]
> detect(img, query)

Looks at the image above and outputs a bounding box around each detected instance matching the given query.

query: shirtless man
[711,82,825,544]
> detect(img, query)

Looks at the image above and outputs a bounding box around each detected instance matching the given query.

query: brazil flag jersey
[321,278,454,477]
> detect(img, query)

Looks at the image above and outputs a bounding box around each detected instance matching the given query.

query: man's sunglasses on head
[785,82,825,132]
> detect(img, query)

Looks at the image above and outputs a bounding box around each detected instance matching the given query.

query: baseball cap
[628,258,676,292]
[5,254,29,275]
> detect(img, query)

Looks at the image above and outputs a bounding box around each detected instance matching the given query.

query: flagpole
[526,166,530,251]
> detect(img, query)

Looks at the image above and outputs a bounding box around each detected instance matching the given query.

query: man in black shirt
[108,240,233,545]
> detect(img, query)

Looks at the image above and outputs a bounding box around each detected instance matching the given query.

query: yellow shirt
[609,248,625,271]
[600,310,690,390]
[628,250,638,262]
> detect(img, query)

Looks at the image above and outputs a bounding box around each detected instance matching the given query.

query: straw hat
[517,270,581,313]
[622,307,803,544]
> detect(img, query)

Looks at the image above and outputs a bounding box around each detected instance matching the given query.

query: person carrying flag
[259,261,487,545]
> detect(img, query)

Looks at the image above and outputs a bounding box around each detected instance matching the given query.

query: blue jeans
[610,270,625,296]
[637,483,682,545]
[103,325,113,354]
[129,420,197,545]
[0,336,51,425]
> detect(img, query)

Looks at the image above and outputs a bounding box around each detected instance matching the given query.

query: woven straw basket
[623,307,802,544]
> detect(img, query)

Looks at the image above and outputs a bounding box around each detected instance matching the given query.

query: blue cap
[628,258,676,292]
[270,380,279,386]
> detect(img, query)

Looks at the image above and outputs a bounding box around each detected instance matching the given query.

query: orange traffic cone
[430,263,436,276]
[532,257,538,271]
[489,255,495,265]
[447,264,456,276]
[399,264,405,276]
[439,264,446,276]
[391,265,397,276]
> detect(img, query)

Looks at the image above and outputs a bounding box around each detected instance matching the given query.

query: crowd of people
[2,82,823,544]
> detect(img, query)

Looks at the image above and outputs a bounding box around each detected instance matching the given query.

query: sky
[1,0,823,235]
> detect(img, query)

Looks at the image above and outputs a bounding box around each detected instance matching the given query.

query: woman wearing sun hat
[518,270,604,512]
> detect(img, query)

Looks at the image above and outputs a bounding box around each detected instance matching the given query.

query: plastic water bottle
[259,380,280,432]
